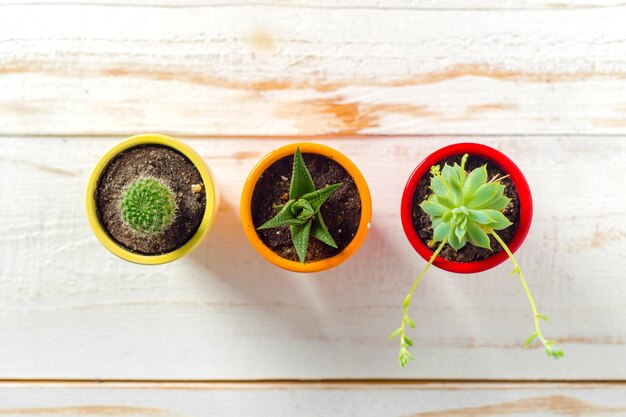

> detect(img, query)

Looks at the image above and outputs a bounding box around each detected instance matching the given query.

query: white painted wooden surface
[1,136,624,380]
[1,1,626,411]
[1,382,626,417]
[1,1,625,136]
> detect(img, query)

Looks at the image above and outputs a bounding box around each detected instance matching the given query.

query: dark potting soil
[411,154,520,262]
[251,153,362,263]
[95,145,206,255]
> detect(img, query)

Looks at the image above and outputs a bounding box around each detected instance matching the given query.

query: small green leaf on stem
[547,347,565,358]
[536,313,550,322]
[525,332,538,348]
[398,347,415,368]
[403,294,411,308]
[388,328,402,340]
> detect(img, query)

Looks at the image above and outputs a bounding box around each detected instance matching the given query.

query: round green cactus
[120,178,176,233]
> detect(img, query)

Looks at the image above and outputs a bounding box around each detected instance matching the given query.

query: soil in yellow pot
[86,134,218,265]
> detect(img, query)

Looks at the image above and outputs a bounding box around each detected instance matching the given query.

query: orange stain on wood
[278,98,377,135]
[4,61,626,135]
[0,405,174,416]
[547,2,608,9]
[280,99,442,135]
[557,336,625,345]
[404,63,626,85]
[404,335,623,350]
[466,103,518,114]
[3,62,625,92]
[317,100,378,135]
[569,225,626,253]
[0,103,37,115]
[232,151,262,160]
[248,29,276,53]
[590,118,626,127]
[407,395,626,417]
[367,103,441,118]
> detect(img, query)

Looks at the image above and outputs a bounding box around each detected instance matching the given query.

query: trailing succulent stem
[389,239,447,367]
[390,153,563,367]
[257,147,342,263]
[121,178,176,234]
[491,230,564,359]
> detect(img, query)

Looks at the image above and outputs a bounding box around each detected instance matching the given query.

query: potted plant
[86,133,219,265]
[240,143,371,272]
[391,143,563,367]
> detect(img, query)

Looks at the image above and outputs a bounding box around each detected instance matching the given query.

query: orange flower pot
[240,143,372,272]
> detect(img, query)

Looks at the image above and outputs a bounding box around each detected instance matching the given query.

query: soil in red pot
[95,145,206,255]
[411,154,520,262]
[251,153,362,263]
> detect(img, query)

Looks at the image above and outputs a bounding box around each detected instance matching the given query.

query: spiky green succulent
[419,154,512,251]
[257,147,342,263]
[390,153,563,369]
[121,178,176,234]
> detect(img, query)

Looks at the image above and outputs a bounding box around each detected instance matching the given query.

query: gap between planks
[1,379,625,388]
[1,133,626,140]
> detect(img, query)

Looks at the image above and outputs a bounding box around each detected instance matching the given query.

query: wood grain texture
[5,1,626,9]
[1,136,624,380]
[1,382,626,416]
[1,1,625,136]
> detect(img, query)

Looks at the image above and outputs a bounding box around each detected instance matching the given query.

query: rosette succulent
[121,178,176,233]
[419,154,512,251]
[257,147,342,263]
[390,154,563,368]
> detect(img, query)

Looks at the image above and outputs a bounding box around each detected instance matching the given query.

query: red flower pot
[401,143,533,273]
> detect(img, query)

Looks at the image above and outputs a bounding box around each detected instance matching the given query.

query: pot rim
[240,142,372,273]
[400,142,533,273]
[86,133,219,265]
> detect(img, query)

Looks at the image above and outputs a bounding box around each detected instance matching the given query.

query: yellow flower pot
[240,143,372,272]
[86,134,219,265]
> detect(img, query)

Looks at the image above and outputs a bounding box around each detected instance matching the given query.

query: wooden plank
[1,382,626,416]
[4,1,625,9]
[0,2,625,136]
[0,136,624,380]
